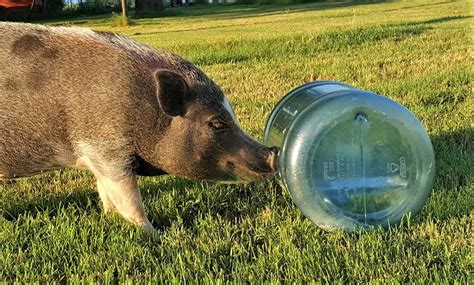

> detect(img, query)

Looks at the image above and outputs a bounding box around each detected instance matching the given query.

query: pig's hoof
[100,198,115,214]
[102,204,114,214]
[141,219,156,232]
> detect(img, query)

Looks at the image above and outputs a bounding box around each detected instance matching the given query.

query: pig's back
[0,22,143,177]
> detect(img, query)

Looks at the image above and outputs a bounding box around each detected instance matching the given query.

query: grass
[110,12,134,27]
[1,0,473,282]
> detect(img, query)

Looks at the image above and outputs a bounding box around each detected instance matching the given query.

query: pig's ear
[154,69,189,117]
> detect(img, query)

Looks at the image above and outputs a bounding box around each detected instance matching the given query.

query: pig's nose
[266,146,280,172]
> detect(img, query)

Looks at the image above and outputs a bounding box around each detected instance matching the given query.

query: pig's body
[0,22,278,230]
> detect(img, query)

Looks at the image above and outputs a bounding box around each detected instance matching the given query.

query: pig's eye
[207,121,226,131]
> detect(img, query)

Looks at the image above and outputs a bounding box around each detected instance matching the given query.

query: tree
[135,0,164,13]
[121,0,127,18]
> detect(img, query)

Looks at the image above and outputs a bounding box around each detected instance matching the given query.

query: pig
[0,22,278,230]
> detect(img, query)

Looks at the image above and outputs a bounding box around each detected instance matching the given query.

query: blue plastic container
[264,81,435,231]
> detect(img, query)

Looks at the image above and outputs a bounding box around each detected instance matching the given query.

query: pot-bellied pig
[0,22,278,230]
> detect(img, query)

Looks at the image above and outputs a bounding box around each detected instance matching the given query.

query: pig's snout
[253,146,279,175]
[221,144,280,182]
[266,146,279,173]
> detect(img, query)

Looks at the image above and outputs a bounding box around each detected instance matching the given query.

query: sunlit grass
[1,0,473,282]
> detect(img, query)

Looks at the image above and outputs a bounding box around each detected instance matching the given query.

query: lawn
[1,0,473,282]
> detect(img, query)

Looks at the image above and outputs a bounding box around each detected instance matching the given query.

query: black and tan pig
[0,22,278,230]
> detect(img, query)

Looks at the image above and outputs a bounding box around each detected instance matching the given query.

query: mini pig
[0,22,278,230]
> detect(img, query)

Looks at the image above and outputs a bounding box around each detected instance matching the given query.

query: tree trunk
[121,0,127,17]
[135,0,165,13]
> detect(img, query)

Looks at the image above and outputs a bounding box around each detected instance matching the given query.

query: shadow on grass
[173,22,429,66]
[134,1,393,21]
[1,186,99,221]
[415,15,473,25]
[137,176,292,233]
[407,128,473,225]
[140,127,472,230]
[431,128,472,189]
[2,127,471,230]
[382,1,453,12]
[33,1,393,25]
[144,15,468,67]
[138,177,285,230]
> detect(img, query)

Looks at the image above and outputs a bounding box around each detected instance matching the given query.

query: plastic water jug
[264,81,435,231]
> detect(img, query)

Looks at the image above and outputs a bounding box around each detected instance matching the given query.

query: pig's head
[150,69,279,182]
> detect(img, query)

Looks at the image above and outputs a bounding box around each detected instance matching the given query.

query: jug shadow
[425,127,472,214]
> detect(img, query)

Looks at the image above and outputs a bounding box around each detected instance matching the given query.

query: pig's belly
[0,118,74,179]
[0,137,73,179]
[0,166,64,179]
[0,137,67,178]
[0,86,77,178]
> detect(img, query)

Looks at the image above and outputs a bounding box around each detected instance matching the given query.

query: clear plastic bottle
[264,81,435,231]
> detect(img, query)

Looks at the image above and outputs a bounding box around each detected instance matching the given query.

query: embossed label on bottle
[336,155,346,179]
[399,156,407,178]
[323,155,357,181]
[387,156,407,178]
[323,160,336,181]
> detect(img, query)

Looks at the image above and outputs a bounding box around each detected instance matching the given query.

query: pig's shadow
[2,128,471,229]
[1,183,100,222]
[1,173,281,231]
[139,177,284,230]
[0,172,276,230]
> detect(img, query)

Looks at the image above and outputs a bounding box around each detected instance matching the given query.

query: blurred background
[0,0,334,21]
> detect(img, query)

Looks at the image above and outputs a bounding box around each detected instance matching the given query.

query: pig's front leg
[96,174,154,231]
[76,156,154,231]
